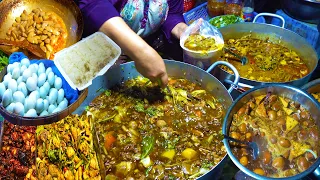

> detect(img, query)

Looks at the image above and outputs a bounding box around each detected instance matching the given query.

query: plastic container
[207,0,226,17]
[54,32,121,91]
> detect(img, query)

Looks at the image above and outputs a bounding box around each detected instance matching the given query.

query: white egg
[25,109,37,117]
[38,63,45,75]
[45,67,52,76]
[13,91,25,104]
[39,110,49,116]
[18,82,28,97]
[2,89,12,107]
[29,91,40,100]
[48,104,56,114]
[17,76,23,85]
[21,58,30,67]
[58,100,67,110]
[7,64,13,74]
[29,64,38,74]
[12,67,20,80]
[20,65,27,75]
[57,89,64,104]
[39,86,48,99]
[35,98,44,114]
[6,102,15,113]
[8,79,18,92]
[3,74,12,87]
[43,99,49,111]
[43,82,50,92]
[26,77,37,91]
[32,73,38,82]
[0,82,6,100]
[22,69,32,81]
[47,72,55,86]
[54,77,62,89]
[13,102,24,116]
[37,73,46,87]
[52,107,61,114]
[24,96,36,110]
[48,88,58,104]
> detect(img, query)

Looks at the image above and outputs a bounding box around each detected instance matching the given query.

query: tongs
[224,47,248,65]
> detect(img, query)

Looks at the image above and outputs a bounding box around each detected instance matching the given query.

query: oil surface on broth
[229,93,319,177]
[221,35,309,82]
[89,77,226,179]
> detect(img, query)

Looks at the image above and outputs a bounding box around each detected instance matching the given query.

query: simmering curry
[229,93,319,177]
[221,35,309,82]
[88,77,226,179]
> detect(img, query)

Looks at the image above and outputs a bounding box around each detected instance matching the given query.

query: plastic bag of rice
[54,32,121,90]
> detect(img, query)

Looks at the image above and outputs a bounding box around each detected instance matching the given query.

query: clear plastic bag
[180,18,224,59]
[180,18,224,69]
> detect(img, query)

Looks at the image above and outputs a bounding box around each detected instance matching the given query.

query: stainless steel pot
[281,0,320,24]
[222,84,320,180]
[302,78,320,97]
[213,13,319,90]
[73,60,240,179]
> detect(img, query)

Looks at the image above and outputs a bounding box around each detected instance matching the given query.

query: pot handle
[312,167,320,178]
[253,13,285,28]
[206,61,240,94]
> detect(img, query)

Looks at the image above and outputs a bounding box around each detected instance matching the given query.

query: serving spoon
[224,134,260,160]
[223,47,248,65]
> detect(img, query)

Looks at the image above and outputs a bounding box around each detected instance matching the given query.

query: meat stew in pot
[229,93,319,178]
[88,77,227,179]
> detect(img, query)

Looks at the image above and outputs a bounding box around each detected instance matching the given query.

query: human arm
[162,0,188,40]
[75,0,168,86]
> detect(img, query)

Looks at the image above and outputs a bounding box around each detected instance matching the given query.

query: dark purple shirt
[75,0,185,40]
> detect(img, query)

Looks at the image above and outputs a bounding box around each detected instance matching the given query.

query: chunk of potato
[181,148,197,160]
[161,149,176,160]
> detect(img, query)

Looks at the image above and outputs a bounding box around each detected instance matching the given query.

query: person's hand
[133,45,168,87]
[99,17,168,87]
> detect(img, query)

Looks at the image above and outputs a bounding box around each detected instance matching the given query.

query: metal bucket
[74,59,240,179]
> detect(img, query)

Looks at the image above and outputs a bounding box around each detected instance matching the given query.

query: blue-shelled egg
[35,98,44,114]
[12,67,20,80]
[13,102,24,116]
[40,110,49,116]
[2,89,12,107]
[22,69,32,82]
[48,104,56,114]
[8,79,17,92]
[18,82,28,97]
[0,82,6,100]
[54,77,62,89]
[26,77,37,91]
[47,72,55,86]
[21,58,30,67]
[6,102,15,113]
[13,91,25,104]
[25,109,37,117]
[38,73,46,87]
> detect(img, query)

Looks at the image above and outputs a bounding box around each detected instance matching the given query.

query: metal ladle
[224,47,248,65]
[224,134,260,160]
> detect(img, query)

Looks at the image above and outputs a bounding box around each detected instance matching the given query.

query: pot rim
[222,84,320,180]
[302,78,320,91]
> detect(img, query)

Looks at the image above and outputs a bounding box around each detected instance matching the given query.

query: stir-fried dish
[88,77,226,179]
[229,93,319,177]
[311,92,320,102]
[0,120,36,180]
[184,34,219,52]
[221,35,309,82]
[6,8,67,59]
[36,115,101,180]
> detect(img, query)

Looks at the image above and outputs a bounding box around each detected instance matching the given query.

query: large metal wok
[0,0,83,57]
[73,60,240,179]
[213,13,319,90]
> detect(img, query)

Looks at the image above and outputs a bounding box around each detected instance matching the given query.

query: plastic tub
[54,32,121,91]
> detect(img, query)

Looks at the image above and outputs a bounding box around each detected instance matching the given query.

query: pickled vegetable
[184,34,219,52]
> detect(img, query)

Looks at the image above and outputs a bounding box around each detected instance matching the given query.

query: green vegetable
[145,166,153,176]
[141,135,155,159]
[145,107,158,117]
[0,50,8,71]
[48,149,58,162]
[85,106,90,111]
[135,103,145,112]
[105,90,111,96]
[209,15,243,28]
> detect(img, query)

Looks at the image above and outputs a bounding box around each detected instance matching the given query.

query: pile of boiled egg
[0,58,68,117]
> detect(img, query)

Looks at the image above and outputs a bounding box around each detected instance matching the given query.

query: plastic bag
[180,18,224,70]
[180,18,224,58]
